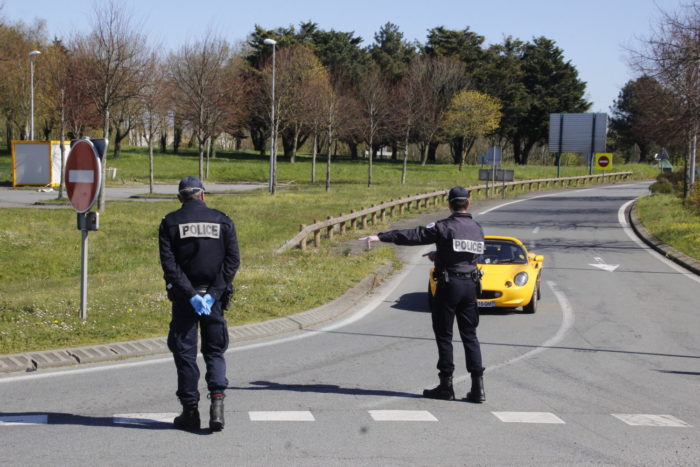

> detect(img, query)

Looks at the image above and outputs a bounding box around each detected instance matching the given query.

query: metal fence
[276,171,633,253]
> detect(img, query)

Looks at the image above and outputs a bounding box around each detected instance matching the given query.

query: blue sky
[3,0,686,112]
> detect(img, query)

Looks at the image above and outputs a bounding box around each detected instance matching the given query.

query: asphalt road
[1,183,698,466]
[0,182,265,207]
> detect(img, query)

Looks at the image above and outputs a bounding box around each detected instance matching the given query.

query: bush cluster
[649,167,700,214]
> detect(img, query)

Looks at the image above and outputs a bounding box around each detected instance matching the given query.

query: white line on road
[113,413,177,425]
[369,410,438,422]
[481,280,575,374]
[249,411,315,421]
[612,414,691,427]
[492,412,565,424]
[618,199,700,285]
[0,415,48,425]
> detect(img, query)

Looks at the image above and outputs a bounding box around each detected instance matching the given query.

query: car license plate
[477,300,496,308]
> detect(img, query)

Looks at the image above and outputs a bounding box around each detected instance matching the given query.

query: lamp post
[263,38,277,194]
[29,50,41,140]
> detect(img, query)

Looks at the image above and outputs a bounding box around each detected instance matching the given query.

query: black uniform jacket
[159,199,240,301]
[378,212,484,274]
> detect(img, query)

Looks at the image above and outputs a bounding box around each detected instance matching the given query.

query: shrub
[649,178,674,194]
[687,183,700,215]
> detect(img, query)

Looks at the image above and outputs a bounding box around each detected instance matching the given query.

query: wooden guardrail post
[299,224,307,251]
[349,210,356,229]
[326,216,334,240]
[313,221,321,247]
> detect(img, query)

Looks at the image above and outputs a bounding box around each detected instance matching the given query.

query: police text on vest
[179,222,220,239]
[452,239,484,254]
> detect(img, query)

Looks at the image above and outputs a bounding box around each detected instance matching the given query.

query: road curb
[0,262,395,374]
[628,200,700,275]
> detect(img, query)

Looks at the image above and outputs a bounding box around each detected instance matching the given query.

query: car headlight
[514,272,528,286]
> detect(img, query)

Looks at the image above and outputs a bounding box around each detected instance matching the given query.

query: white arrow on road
[589,256,619,272]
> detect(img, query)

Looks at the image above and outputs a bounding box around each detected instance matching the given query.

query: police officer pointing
[159,176,240,431]
[361,187,486,402]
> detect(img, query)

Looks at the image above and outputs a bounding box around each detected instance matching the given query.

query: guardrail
[276,171,633,253]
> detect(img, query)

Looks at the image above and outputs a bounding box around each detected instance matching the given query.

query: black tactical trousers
[432,276,484,377]
[167,298,229,406]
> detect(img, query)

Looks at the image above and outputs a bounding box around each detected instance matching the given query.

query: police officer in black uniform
[361,187,486,402]
[159,176,240,431]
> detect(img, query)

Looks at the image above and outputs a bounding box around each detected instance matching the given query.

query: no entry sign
[595,153,613,171]
[65,139,102,213]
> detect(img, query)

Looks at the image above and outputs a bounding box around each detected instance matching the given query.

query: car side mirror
[534,255,544,262]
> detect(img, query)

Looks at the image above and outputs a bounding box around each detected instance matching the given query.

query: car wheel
[522,289,537,314]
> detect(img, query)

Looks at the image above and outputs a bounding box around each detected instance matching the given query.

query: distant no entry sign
[595,153,613,171]
[65,140,102,213]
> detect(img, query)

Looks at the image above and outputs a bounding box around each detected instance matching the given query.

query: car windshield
[479,240,527,265]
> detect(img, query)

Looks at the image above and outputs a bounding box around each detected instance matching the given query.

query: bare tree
[139,52,166,193]
[633,2,700,197]
[71,0,150,210]
[408,56,468,165]
[355,64,390,187]
[168,34,231,180]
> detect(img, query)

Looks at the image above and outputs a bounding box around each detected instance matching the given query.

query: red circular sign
[598,155,610,167]
[65,140,102,213]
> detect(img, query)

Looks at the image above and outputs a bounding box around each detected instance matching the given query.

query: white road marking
[532,226,540,234]
[618,199,700,285]
[113,413,177,425]
[483,280,575,374]
[589,256,620,272]
[0,415,48,425]
[369,410,437,422]
[249,411,315,421]
[612,414,691,427]
[492,412,565,424]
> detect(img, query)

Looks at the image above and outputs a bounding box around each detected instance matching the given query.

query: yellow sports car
[429,236,544,313]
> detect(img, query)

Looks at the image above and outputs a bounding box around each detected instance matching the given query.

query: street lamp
[263,38,277,194]
[29,50,41,140]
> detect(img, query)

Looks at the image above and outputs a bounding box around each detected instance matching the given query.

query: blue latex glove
[202,294,215,311]
[189,295,208,316]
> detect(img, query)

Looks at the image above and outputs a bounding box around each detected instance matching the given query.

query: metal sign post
[65,138,104,321]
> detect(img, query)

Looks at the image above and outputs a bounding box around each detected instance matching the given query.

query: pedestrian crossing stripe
[0,411,694,427]
[612,414,692,427]
[492,412,565,424]
[369,410,437,421]
[249,411,315,421]
[0,415,48,425]
[113,413,178,425]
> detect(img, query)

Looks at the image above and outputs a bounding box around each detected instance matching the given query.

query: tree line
[611,2,700,198]
[0,1,590,204]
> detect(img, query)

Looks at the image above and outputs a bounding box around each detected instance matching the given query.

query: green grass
[636,194,700,261]
[0,147,660,354]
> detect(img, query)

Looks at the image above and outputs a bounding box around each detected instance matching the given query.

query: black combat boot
[422,375,455,400]
[209,393,225,432]
[173,404,200,431]
[465,375,485,403]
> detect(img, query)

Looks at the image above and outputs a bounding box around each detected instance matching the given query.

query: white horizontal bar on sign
[0,414,49,425]
[69,170,94,183]
[369,410,437,422]
[113,413,178,425]
[249,411,315,421]
[612,414,691,427]
[492,412,565,424]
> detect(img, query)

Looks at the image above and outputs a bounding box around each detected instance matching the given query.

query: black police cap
[178,176,205,195]
[448,186,470,202]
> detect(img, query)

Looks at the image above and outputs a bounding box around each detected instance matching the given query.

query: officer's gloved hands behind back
[203,294,215,310]
[189,295,212,316]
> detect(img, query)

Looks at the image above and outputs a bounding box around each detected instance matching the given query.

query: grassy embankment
[0,147,658,354]
[636,194,700,260]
